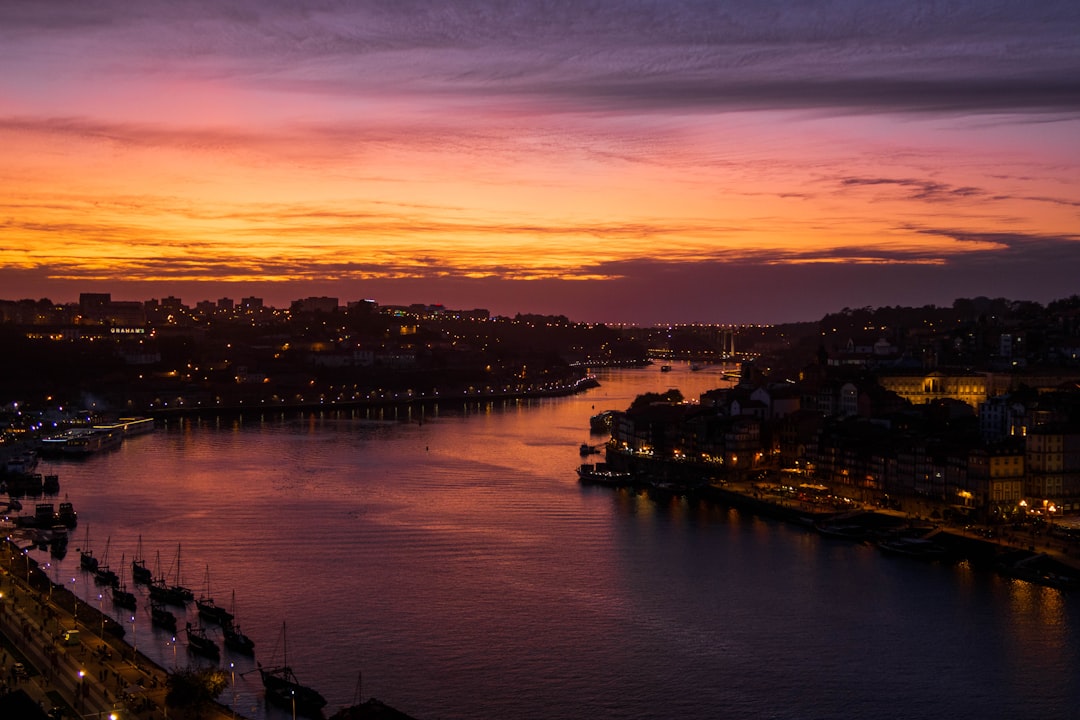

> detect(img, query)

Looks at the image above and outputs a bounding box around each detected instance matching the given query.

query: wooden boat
[79,526,98,572]
[93,537,120,587]
[877,536,945,561]
[185,621,220,660]
[259,622,326,716]
[196,564,234,626]
[150,600,177,632]
[149,545,194,605]
[112,553,137,610]
[223,591,255,655]
[58,500,78,528]
[131,535,152,585]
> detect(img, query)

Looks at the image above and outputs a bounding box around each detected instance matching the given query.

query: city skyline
[2,1,1079,324]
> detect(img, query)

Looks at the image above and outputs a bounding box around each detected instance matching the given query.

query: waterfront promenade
[703,476,1080,579]
[0,541,240,720]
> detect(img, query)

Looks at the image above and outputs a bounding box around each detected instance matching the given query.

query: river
[25,365,1080,719]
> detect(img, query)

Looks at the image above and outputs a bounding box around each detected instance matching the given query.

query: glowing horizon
[2,2,1078,323]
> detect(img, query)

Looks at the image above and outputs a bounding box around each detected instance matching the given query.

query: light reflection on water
[25,366,1080,720]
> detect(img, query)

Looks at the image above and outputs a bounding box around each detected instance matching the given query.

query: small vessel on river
[93,537,120,587]
[149,544,194,606]
[576,462,634,488]
[79,526,98,572]
[131,535,152,585]
[259,622,326,717]
[196,564,234,626]
[112,553,137,610]
[150,600,177,632]
[185,621,220,660]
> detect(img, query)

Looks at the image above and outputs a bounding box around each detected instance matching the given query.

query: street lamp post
[71,577,78,626]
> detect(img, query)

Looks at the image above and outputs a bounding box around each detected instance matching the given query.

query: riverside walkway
[0,540,241,720]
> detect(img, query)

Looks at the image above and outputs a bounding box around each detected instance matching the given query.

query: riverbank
[0,540,241,720]
[0,539,423,719]
[587,470,1080,590]
[145,376,600,419]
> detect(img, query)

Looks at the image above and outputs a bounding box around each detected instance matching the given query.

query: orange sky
[2,2,1078,323]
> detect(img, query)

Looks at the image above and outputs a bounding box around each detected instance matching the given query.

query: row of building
[605,362,1080,519]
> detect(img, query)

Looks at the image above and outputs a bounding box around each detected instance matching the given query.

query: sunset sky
[2,1,1078,324]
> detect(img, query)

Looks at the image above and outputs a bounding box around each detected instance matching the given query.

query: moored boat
[222,590,255,655]
[877,536,946,561]
[93,537,119,588]
[43,474,60,494]
[58,501,77,528]
[150,600,177,632]
[79,526,98,572]
[185,621,220,660]
[814,522,870,542]
[196,564,235,625]
[112,553,137,610]
[259,622,326,717]
[576,462,634,488]
[131,535,152,585]
[149,544,194,605]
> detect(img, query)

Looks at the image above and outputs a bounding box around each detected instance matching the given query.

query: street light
[71,578,78,626]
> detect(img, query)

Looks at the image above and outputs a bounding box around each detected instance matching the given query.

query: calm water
[26,365,1080,720]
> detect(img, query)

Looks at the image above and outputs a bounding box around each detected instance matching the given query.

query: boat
[998,553,1080,590]
[576,462,634,488]
[112,553,137,610]
[579,443,600,456]
[185,621,220,660]
[42,474,60,494]
[149,544,194,606]
[97,417,155,437]
[877,536,946,561]
[79,526,98,572]
[5,472,43,496]
[41,427,124,457]
[660,364,672,372]
[814,522,869,542]
[15,502,56,529]
[3,450,38,474]
[50,524,69,546]
[93,537,120,587]
[196,565,234,626]
[131,535,152,585]
[259,622,327,717]
[150,600,177,632]
[58,500,77,528]
[222,591,255,655]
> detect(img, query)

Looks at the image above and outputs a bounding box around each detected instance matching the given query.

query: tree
[165,667,229,717]
[629,389,684,411]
